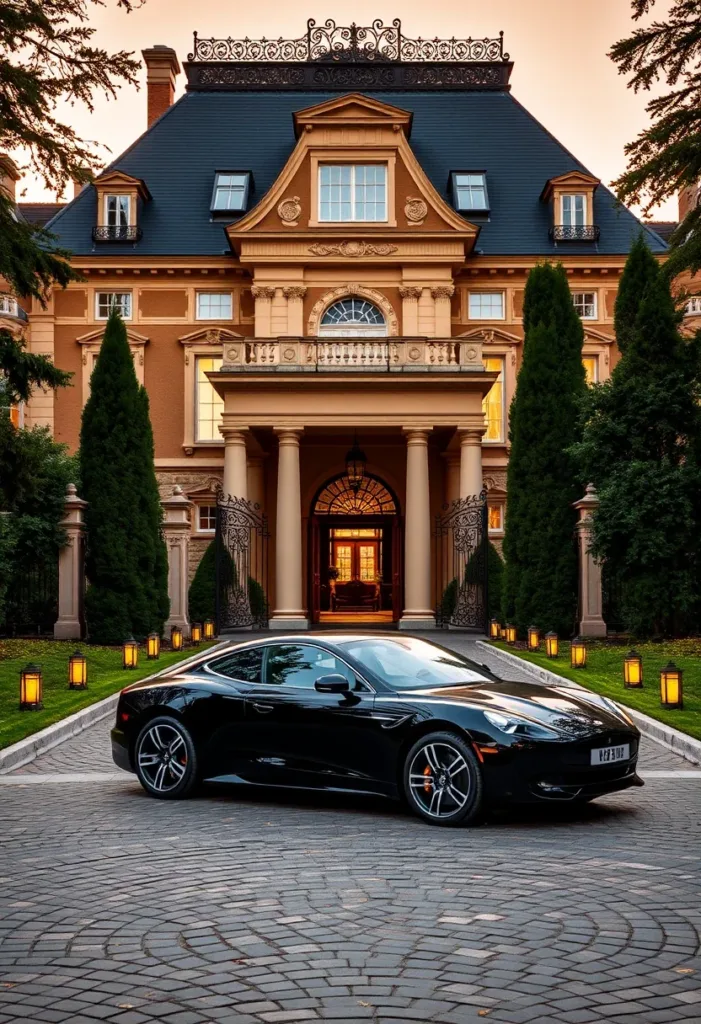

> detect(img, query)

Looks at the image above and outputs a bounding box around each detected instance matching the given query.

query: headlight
[484,710,562,741]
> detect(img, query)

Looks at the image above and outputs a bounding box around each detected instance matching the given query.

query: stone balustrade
[221,337,484,372]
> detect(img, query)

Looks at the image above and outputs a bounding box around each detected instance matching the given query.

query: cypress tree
[502,264,586,635]
[613,233,660,354]
[572,253,701,636]
[80,310,168,643]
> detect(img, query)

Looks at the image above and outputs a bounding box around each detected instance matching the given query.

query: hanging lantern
[191,622,202,646]
[570,639,587,669]
[489,619,501,640]
[527,626,540,652]
[203,619,216,641]
[123,637,138,670]
[660,662,683,709]
[545,632,559,659]
[170,625,183,651]
[505,624,517,645]
[623,650,643,689]
[147,633,160,660]
[345,434,367,494]
[68,651,88,690]
[19,663,43,710]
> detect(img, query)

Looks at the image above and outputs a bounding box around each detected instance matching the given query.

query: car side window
[208,648,263,684]
[264,644,356,689]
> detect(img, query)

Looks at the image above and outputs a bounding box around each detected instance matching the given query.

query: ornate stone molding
[251,285,277,299]
[307,284,399,336]
[399,286,423,299]
[308,241,399,257]
[282,286,307,299]
[404,196,427,225]
[277,196,301,226]
[431,285,455,300]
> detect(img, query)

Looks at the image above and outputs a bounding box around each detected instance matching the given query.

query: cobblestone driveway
[1,637,700,1024]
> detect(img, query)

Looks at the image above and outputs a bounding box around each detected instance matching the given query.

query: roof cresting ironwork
[188,19,509,64]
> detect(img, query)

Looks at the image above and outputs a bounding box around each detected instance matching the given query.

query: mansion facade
[1,21,676,630]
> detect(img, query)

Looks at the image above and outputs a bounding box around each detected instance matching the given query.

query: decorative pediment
[185,478,223,501]
[178,327,244,346]
[76,327,149,346]
[582,327,614,345]
[293,93,413,136]
[540,170,600,202]
[457,326,522,345]
[93,169,151,201]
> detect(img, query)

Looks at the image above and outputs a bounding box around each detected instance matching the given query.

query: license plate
[590,743,630,766]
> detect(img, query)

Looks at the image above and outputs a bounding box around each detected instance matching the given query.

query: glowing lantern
[570,639,587,669]
[123,637,138,670]
[147,633,160,660]
[20,663,43,710]
[623,650,643,689]
[660,662,683,709]
[68,651,88,690]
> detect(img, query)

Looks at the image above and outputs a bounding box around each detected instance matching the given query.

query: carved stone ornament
[465,346,479,361]
[251,285,277,300]
[308,241,399,257]
[225,344,241,362]
[282,346,297,362]
[205,329,222,344]
[431,285,455,300]
[404,196,428,224]
[399,285,423,299]
[282,286,307,299]
[277,196,302,226]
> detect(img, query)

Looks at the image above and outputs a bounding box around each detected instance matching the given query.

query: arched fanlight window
[314,475,397,516]
[318,298,387,338]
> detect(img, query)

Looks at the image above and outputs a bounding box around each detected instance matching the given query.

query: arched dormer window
[318,298,387,338]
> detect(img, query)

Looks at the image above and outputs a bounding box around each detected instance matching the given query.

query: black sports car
[111,633,643,826]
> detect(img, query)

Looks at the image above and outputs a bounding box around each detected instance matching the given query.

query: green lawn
[489,639,701,741]
[0,638,215,750]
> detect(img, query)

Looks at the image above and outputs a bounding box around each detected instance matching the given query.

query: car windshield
[338,637,489,689]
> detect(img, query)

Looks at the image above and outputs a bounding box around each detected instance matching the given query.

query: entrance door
[331,531,381,583]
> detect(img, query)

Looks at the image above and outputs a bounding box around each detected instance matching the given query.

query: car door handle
[251,702,274,714]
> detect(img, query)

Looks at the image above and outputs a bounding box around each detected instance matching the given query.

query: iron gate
[215,495,270,631]
[434,492,488,630]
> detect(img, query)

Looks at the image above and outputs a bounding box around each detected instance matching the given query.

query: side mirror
[314,673,350,694]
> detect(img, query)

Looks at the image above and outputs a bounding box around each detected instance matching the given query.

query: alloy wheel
[137,722,188,794]
[408,741,472,819]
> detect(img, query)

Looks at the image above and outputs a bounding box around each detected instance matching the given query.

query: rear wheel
[134,716,198,800]
[403,731,483,827]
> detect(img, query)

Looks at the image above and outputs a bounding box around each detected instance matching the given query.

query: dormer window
[541,171,600,242]
[451,172,489,213]
[211,172,251,213]
[92,169,149,242]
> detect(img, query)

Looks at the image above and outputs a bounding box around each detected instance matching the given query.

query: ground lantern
[147,633,161,660]
[123,637,138,670]
[20,664,43,710]
[527,626,540,651]
[570,639,587,669]
[623,650,643,689]
[545,632,559,659]
[68,651,88,690]
[660,662,683,709]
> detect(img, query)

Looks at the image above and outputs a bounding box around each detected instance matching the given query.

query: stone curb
[0,641,231,775]
[476,640,701,766]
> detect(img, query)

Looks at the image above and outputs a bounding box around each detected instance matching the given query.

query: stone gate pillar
[573,484,606,638]
[54,483,87,640]
[162,485,192,638]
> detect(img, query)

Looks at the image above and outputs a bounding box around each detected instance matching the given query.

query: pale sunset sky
[23,0,677,220]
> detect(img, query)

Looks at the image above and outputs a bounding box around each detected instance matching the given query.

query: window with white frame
[105,195,130,227]
[469,292,505,320]
[0,295,18,316]
[196,292,233,320]
[451,172,489,212]
[211,172,251,213]
[482,356,505,442]
[572,291,597,319]
[319,165,387,222]
[195,356,224,442]
[685,296,701,316]
[95,292,132,319]
[561,194,586,227]
[197,505,217,532]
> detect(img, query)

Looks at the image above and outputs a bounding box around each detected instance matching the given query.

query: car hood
[407,679,636,736]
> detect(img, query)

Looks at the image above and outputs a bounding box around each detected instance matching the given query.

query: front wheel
[403,731,483,827]
[134,716,198,799]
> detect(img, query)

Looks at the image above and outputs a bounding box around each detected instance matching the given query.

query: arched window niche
[319,298,387,338]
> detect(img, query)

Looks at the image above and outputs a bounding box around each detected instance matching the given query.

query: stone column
[283,286,307,335]
[161,485,193,638]
[251,285,276,338]
[399,286,422,335]
[270,428,308,630]
[54,483,87,640]
[220,426,248,500]
[247,455,266,585]
[400,428,435,630]
[458,428,485,499]
[431,285,454,337]
[573,484,606,638]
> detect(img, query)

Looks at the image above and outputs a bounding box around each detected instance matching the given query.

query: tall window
[488,504,503,534]
[195,356,224,442]
[469,292,504,320]
[196,293,232,320]
[319,165,387,222]
[319,298,387,337]
[561,194,586,227]
[582,356,598,384]
[482,357,505,441]
[105,195,130,227]
[96,292,132,319]
[572,291,597,319]
[211,173,250,212]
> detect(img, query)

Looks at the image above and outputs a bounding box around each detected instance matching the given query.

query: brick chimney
[0,154,21,202]
[141,45,181,128]
[679,182,700,223]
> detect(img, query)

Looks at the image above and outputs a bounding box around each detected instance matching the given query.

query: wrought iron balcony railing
[550,225,600,242]
[92,225,142,242]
